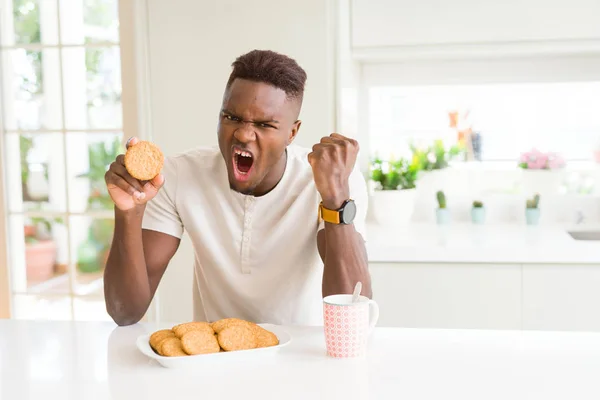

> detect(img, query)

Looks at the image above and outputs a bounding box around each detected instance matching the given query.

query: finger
[125,136,139,149]
[147,174,165,191]
[115,154,125,165]
[111,163,145,192]
[331,133,358,150]
[330,133,349,140]
[107,173,145,200]
[313,142,336,151]
[320,137,336,144]
[307,152,315,166]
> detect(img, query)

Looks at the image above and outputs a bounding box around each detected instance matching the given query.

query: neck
[252,149,288,197]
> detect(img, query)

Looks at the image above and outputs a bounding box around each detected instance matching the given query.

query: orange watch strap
[319,202,341,224]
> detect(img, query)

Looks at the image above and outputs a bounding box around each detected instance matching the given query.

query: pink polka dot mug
[323,294,379,358]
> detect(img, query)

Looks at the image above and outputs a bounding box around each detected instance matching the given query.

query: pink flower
[520,153,530,164]
[547,153,566,169]
[519,148,565,170]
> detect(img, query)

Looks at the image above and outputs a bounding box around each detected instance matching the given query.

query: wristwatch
[319,199,357,225]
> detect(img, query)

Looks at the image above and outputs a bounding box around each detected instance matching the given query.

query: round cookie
[253,325,279,348]
[124,140,164,181]
[211,318,254,334]
[157,337,187,357]
[172,321,214,338]
[149,329,175,352]
[218,325,258,351]
[180,330,220,355]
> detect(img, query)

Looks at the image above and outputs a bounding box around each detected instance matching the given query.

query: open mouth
[233,148,254,178]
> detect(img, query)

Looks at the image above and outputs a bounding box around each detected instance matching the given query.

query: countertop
[366,223,600,264]
[2,320,600,399]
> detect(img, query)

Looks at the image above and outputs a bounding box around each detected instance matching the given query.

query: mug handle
[368,299,379,334]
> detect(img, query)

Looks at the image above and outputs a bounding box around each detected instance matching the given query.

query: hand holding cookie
[105,137,165,211]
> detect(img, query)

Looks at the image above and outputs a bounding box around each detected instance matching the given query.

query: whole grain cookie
[124,140,164,181]
[253,325,279,348]
[149,329,175,352]
[180,330,220,355]
[172,321,214,338]
[157,337,187,357]
[217,325,258,351]
[211,318,254,334]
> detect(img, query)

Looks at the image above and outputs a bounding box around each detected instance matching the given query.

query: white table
[2,320,600,399]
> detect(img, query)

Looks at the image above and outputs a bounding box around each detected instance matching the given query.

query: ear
[288,120,301,145]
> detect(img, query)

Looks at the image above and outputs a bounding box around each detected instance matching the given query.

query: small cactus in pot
[435,190,450,224]
[471,200,486,224]
[525,193,541,225]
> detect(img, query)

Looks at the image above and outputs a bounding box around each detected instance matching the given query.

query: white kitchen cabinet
[369,263,521,330]
[351,0,600,48]
[523,264,600,332]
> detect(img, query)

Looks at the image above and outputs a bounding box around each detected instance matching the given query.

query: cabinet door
[370,263,521,330]
[352,0,600,48]
[523,264,600,331]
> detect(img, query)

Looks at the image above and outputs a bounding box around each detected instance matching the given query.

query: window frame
[0,0,150,320]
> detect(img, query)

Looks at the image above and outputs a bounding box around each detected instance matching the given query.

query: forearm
[104,206,152,325]
[321,223,372,298]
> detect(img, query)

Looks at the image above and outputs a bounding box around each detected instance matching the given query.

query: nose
[233,122,256,143]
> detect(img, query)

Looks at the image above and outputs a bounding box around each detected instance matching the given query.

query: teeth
[234,149,252,158]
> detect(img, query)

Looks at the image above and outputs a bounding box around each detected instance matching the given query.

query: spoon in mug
[352,282,362,303]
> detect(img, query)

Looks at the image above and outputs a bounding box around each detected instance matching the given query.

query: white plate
[136,323,292,368]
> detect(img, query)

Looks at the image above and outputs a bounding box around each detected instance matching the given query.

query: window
[368,82,600,162]
[0,0,123,320]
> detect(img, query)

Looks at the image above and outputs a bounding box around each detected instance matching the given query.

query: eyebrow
[221,109,279,124]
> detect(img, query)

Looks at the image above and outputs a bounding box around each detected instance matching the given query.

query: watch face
[341,200,357,224]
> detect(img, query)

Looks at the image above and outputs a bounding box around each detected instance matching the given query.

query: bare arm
[308,133,372,299]
[318,225,371,298]
[104,206,180,326]
[103,137,180,326]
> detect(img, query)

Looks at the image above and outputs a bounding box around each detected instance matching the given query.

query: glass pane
[368,82,600,161]
[70,216,113,295]
[59,0,119,44]
[73,297,111,321]
[12,294,72,320]
[5,133,67,212]
[62,47,122,130]
[1,0,59,46]
[8,215,69,294]
[1,48,63,130]
[66,132,123,213]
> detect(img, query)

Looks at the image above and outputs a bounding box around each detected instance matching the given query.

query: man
[103,49,371,327]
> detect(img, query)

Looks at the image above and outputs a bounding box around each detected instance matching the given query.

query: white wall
[351,0,600,48]
[143,0,337,322]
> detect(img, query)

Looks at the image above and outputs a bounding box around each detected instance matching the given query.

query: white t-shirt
[141,143,368,326]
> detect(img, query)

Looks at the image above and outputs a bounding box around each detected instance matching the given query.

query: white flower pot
[371,188,417,226]
[417,169,450,195]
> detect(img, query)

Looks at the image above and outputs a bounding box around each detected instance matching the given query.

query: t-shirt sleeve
[318,165,369,242]
[141,157,184,239]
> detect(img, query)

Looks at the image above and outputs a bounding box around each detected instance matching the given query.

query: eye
[258,123,276,129]
[223,114,240,122]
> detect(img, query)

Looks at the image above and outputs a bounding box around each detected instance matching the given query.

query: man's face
[218,79,301,195]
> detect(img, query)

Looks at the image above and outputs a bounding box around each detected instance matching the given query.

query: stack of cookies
[149,318,280,357]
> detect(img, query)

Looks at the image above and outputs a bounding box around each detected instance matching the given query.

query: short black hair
[226,50,307,101]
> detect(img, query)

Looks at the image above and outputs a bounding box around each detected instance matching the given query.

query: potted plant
[24,218,58,282]
[411,140,464,199]
[471,200,485,224]
[76,138,122,273]
[435,190,450,225]
[369,156,419,225]
[525,193,541,225]
[519,148,565,195]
